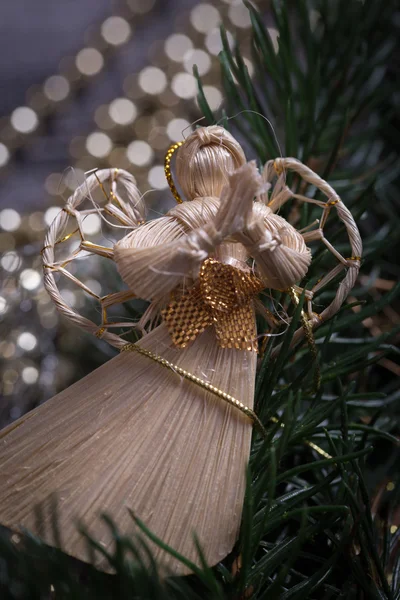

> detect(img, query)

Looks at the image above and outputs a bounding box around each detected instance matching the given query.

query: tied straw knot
[194,127,216,147]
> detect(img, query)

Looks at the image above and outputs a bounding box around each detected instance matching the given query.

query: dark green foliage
[1,1,399,597]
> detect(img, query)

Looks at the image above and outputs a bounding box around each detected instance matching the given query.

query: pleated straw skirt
[0,324,256,574]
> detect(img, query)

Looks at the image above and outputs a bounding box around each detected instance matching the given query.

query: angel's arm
[235,203,312,290]
[114,162,262,301]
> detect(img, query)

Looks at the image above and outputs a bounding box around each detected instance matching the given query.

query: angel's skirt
[0,324,256,574]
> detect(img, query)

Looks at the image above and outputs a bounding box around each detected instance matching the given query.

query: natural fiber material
[0,326,256,575]
[120,341,266,437]
[175,125,246,201]
[0,126,362,576]
[41,167,145,349]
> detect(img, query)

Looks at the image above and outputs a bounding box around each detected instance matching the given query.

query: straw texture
[0,325,255,575]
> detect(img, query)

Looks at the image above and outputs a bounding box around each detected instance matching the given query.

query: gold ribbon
[162,258,264,352]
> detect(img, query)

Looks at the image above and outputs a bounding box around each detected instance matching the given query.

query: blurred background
[0,0,270,427]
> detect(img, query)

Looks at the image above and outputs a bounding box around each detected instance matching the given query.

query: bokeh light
[64,169,85,190]
[60,289,77,307]
[183,49,211,76]
[44,173,66,196]
[190,4,221,33]
[86,132,113,158]
[3,369,18,384]
[17,332,37,351]
[109,98,137,125]
[101,16,131,46]
[44,207,61,226]
[28,212,45,232]
[200,85,223,110]
[167,118,191,142]
[22,366,39,385]
[10,107,38,134]
[20,269,41,291]
[171,73,197,99]
[1,252,21,272]
[148,165,168,189]
[82,214,102,235]
[228,3,252,28]
[0,143,10,167]
[1,342,16,359]
[43,75,70,102]
[205,28,234,55]
[0,209,21,232]
[76,48,104,76]
[85,279,102,296]
[165,34,193,62]
[138,66,167,95]
[126,140,154,166]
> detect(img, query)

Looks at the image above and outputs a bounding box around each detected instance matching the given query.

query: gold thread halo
[164,141,184,204]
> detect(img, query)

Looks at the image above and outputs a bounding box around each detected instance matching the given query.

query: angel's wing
[259,158,362,329]
[42,168,147,349]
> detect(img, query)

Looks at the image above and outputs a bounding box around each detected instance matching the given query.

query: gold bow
[162,258,264,352]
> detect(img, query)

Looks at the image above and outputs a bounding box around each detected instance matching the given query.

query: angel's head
[175,126,246,201]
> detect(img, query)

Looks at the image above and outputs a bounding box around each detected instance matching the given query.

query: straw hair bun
[175,125,246,201]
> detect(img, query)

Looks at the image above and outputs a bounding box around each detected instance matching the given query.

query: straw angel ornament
[0,126,361,575]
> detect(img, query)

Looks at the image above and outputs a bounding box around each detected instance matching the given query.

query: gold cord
[121,343,333,457]
[121,342,267,438]
[289,287,321,392]
[165,141,184,204]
